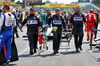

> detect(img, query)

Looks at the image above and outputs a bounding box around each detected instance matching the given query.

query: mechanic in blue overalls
[0,5,16,65]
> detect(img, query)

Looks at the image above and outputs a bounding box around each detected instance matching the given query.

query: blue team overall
[0,14,13,62]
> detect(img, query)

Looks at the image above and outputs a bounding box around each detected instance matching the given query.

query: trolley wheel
[39,46,41,50]
[46,46,48,50]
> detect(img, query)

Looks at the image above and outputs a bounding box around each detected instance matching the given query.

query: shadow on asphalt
[87,49,100,53]
[23,39,28,41]
[0,64,16,66]
[9,64,17,66]
[18,54,33,58]
[82,42,90,44]
[60,51,80,55]
[37,53,59,58]
[18,53,59,58]
[97,58,100,62]
[92,50,100,53]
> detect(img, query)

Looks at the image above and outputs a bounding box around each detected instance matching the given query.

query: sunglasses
[56,10,60,11]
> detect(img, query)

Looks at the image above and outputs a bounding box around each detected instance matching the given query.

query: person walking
[70,5,87,52]
[20,8,41,55]
[86,9,97,41]
[48,8,66,54]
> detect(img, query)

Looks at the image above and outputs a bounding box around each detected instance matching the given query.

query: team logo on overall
[53,20,62,24]
[8,19,13,26]
[89,15,91,20]
[73,17,83,21]
[27,20,38,24]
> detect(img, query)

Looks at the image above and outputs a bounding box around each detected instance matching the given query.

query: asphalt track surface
[5,24,100,66]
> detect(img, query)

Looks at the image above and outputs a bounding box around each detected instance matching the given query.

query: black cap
[30,8,34,11]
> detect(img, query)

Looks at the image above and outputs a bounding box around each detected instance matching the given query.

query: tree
[45,0,52,3]
[71,1,78,4]
[92,0,100,5]
[54,1,58,4]
[16,1,22,4]
[11,0,15,2]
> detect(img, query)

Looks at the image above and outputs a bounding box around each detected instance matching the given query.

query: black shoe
[16,36,19,38]
[94,36,96,39]
[30,50,34,55]
[76,49,80,52]
[16,35,19,38]
[34,49,37,53]
[36,47,38,49]
[79,47,82,51]
[54,51,59,54]
[5,61,9,66]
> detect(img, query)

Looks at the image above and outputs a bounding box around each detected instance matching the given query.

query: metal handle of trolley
[90,27,100,50]
[61,28,72,42]
[38,24,49,54]
[60,28,72,51]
